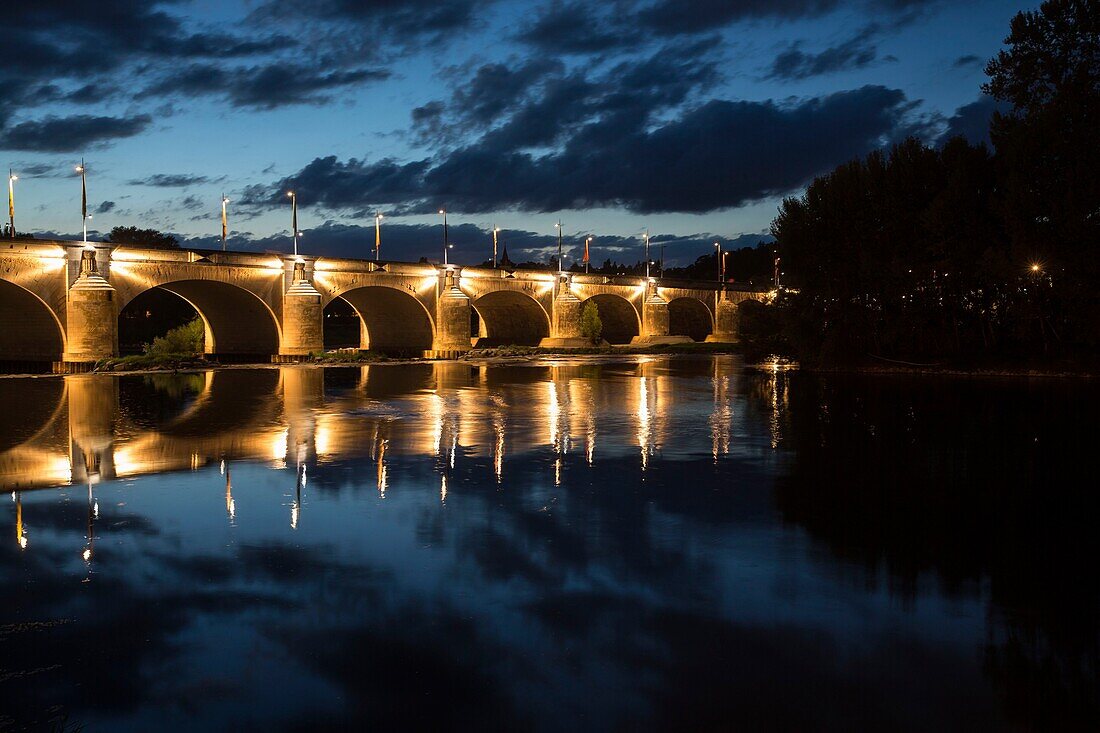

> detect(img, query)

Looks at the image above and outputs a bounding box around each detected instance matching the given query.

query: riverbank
[1,342,1094,379]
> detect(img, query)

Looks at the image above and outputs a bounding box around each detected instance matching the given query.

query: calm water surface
[0,356,1096,731]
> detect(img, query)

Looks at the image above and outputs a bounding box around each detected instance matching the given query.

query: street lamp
[439,208,449,265]
[287,191,298,257]
[7,170,16,239]
[714,241,721,284]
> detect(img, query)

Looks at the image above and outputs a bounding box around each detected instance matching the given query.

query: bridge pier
[541,276,590,348]
[705,293,740,343]
[58,248,117,371]
[633,283,692,346]
[429,269,472,359]
[278,261,323,361]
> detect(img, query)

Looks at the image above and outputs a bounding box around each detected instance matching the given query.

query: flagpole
[556,220,562,273]
[644,229,650,279]
[374,213,382,260]
[78,159,87,244]
[287,191,298,257]
[584,236,591,274]
[7,169,16,239]
[492,226,499,268]
[221,195,229,251]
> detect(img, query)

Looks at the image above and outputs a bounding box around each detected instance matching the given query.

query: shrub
[145,317,204,357]
[580,301,602,344]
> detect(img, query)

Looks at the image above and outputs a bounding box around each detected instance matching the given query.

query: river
[1,356,1095,730]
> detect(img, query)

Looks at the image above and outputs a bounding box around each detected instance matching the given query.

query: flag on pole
[720,250,726,281]
[80,159,87,221]
[221,196,228,246]
[7,169,14,234]
[375,215,381,257]
[291,195,297,237]
[583,237,590,263]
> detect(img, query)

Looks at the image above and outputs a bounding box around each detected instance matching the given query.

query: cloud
[641,0,841,35]
[940,95,1010,147]
[767,26,882,80]
[516,1,636,52]
[0,114,152,152]
[254,85,920,215]
[95,200,116,214]
[952,54,983,68]
[129,173,222,188]
[140,63,390,109]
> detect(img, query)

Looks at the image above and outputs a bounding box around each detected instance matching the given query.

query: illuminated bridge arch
[471,290,551,347]
[667,297,714,342]
[328,285,435,355]
[0,279,65,363]
[581,294,640,344]
[119,280,281,357]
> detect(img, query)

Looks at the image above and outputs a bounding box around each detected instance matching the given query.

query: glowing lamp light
[1030,263,1041,273]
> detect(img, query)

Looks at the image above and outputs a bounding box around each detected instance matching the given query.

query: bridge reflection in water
[2,357,771,543]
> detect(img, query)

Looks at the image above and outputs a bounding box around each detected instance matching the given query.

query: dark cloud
[250,0,491,52]
[768,26,882,80]
[641,0,841,35]
[95,200,116,214]
[516,1,636,52]
[129,173,222,188]
[0,114,152,152]
[411,42,717,152]
[940,95,1009,147]
[952,54,983,68]
[140,63,390,109]
[258,85,919,215]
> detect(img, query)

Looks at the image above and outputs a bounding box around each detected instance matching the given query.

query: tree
[580,301,602,344]
[106,226,180,249]
[984,0,1099,348]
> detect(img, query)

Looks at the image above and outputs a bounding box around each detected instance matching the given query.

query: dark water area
[0,357,1096,731]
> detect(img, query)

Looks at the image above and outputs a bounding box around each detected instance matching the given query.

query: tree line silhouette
[771,0,1098,367]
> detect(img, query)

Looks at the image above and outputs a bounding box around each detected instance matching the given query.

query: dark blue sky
[3,0,1026,265]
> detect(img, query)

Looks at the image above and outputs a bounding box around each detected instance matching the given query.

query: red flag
[583,237,590,263]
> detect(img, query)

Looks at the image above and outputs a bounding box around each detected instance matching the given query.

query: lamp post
[221,195,230,251]
[287,191,298,257]
[439,208,450,265]
[7,170,16,239]
[374,212,383,260]
[714,241,721,284]
[644,229,650,279]
[584,236,592,274]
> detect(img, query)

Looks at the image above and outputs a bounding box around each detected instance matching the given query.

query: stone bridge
[0,239,767,369]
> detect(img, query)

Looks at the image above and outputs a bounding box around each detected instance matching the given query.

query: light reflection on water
[0,356,1096,731]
